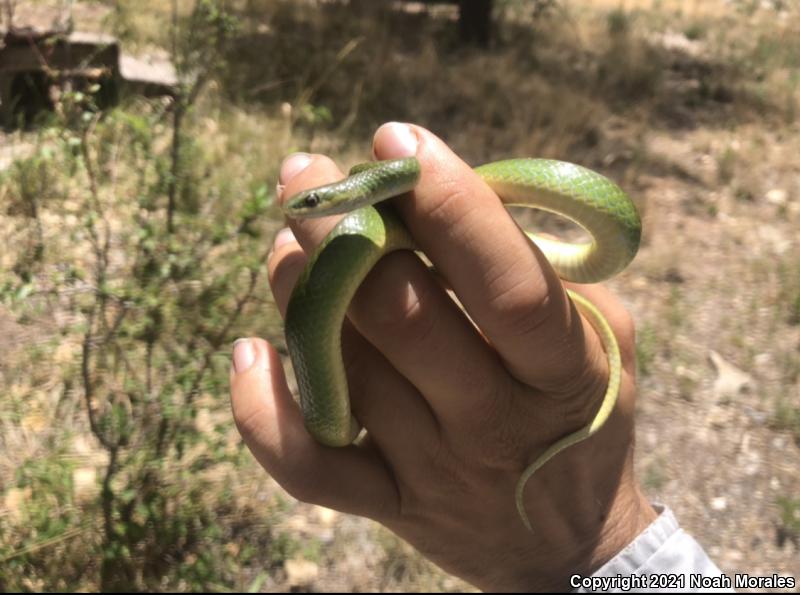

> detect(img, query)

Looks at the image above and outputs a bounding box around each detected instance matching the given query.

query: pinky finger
[229,337,399,520]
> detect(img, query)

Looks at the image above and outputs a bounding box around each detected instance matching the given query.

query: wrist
[475,483,656,592]
[575,484,658,585]
[535,479,657,592]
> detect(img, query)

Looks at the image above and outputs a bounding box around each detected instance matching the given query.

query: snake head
[283,189,326,218]
[282,179,366,218]
[281,157,421,219]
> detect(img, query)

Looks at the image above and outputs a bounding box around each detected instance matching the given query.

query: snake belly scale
[281,156,641,530]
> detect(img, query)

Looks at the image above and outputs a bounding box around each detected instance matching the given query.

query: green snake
[281,156,641,530]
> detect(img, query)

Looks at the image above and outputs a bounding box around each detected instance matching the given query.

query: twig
[186,248,270,406]
[166,97,183,235]
[296,36,363,115]
[2,0,15,31]
[0,527,86,563]
[82,304,113,451]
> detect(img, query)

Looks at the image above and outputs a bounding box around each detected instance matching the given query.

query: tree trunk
[458,0,492,46]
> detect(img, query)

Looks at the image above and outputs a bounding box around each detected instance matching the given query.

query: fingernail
[279,152,312,185]
[232,338,256,373]
[374,122,418,159]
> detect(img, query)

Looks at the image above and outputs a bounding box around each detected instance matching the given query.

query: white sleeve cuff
[573,504,735,593]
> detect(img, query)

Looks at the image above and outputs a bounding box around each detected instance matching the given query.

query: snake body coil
[282,156,641,530]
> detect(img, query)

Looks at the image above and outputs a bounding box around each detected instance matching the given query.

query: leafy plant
[0,1,284,590]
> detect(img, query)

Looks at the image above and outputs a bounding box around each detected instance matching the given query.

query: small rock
[195,408,213,433]
[753,352,772,371]
[73,467,97,503]
[653,30,706,57]
[285,514,310,533]
[662,267,685,284]
[54,340,78,365]
[706,406,735,429]
[313,505,338,527]
[711,497,727,511]
[3,487,31,522]
[757,225,791,255]
[771,436,788,450]
[21,411,47,433]
[744,461,760,476]
[744,407,767,424]
[708,350,754,399]
[725,550,744,563]
[765,188,788,206]
[72,435,93,455]
[676,365,700,380]
[225,542,240,557]
[284,558,319,587]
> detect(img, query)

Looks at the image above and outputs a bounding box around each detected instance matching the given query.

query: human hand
[230,123,656,591]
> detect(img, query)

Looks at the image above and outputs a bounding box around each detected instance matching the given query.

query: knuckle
[485,268,557,340]
[468,387,527,469]
[614,309,637,367]
[420,179,480,230]
[562,357,609,407]
[385,281,438,344]
[420,437,475,498]
[551,345,612,425]
[427,370,525,471]
[355,259,441,345]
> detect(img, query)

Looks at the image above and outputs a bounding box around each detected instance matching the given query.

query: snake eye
[304,193,321,208]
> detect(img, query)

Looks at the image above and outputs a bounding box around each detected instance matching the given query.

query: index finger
[372,123,604,394]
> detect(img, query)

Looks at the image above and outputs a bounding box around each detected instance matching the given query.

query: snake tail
[514,289,623,531]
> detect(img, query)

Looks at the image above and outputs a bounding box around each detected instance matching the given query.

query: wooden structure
[400,0,493,45]
[0,26,176,127]
[0,28,118,124]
